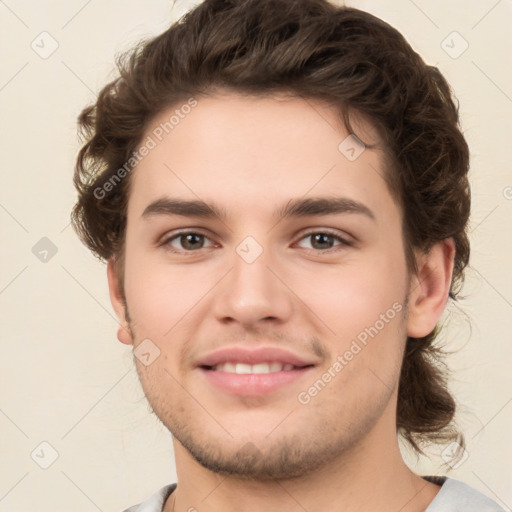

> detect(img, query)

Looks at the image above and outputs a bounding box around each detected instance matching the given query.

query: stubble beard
[124,302,402,482]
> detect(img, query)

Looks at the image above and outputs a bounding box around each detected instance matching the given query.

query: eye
[295,230,351,252]
[162,231,216,252]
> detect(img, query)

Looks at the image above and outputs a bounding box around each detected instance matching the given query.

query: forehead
[127,92,397,223]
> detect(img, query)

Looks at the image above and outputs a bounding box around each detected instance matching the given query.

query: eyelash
[159,229,353,254]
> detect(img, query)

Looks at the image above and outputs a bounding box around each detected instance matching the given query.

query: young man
[71,0,505,510]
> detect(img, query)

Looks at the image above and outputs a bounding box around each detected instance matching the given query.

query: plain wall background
[0,0,511,510]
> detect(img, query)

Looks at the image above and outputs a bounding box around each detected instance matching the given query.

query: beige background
[0,0,511,510]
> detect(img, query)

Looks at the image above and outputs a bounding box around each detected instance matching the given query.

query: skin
[107,91,455,512]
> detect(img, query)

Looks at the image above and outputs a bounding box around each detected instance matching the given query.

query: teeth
[212,362,297,374]
[223,362,236,373]
[235,363,252,374]
[252,363,270,374]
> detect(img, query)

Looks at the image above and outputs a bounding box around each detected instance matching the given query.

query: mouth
[201,361,313,374]
[196,348,318,396]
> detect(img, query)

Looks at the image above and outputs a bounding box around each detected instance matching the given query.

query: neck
[165,405,441,512]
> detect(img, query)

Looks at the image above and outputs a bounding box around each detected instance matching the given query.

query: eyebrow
[141,196,376,222]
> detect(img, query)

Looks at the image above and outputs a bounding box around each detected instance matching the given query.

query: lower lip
[199,367,314,396]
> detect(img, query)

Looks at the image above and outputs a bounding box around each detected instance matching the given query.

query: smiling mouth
[198,360,316,396]
[201,362,314,374]
[200,362,314,375]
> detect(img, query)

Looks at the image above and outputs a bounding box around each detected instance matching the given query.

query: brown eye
[296,231,350,252]
[310,233,336,250]
[163,232,214,252]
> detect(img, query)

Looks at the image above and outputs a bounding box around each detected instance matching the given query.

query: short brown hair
[71,0,470,455]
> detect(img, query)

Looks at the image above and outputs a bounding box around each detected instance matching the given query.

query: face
[112,92,415,479]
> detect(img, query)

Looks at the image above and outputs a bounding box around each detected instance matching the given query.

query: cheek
[298,289,406,413]
[292,251,408,392]
[124,256,179,336]
[291,253,408,337]
[123,248,222,340]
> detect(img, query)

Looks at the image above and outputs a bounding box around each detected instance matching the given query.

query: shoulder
[121,483,177,512]
[424,476,506,512]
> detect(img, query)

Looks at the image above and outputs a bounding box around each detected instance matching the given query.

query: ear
[107,257,134,345]
[406,238,455,338]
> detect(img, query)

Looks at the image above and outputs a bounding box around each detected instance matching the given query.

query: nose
[212,242,294,328]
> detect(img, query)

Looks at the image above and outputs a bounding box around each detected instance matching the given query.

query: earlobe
[406,238,455,338]
[106,258,134,345]
[116,325,133,345]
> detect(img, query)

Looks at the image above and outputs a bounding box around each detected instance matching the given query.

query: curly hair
[71,0,470,455]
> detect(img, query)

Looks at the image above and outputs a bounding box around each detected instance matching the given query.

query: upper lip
[196,346,318,368]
